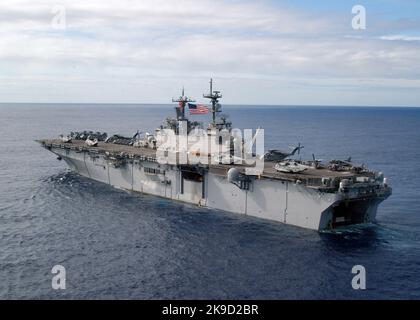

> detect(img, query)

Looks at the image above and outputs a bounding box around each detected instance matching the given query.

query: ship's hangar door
[179,165,205,202]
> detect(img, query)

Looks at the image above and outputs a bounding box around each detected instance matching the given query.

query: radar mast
[203,78,222,127]
[172,87,195,121]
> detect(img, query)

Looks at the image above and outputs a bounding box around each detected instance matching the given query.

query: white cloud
[0,0,419,106]
[380,35,420,42]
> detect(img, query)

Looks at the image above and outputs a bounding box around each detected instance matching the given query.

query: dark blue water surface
[0,104,419,299]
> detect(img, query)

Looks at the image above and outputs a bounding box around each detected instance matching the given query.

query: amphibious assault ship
[38,80,392,231]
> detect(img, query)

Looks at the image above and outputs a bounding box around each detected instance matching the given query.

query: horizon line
[0,102,419,109]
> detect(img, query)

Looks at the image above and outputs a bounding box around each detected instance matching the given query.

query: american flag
[188,103,209,115]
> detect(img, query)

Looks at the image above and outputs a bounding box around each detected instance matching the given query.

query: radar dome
[227,168,241,183]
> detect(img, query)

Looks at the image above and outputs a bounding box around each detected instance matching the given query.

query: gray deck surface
[39,139,356,182]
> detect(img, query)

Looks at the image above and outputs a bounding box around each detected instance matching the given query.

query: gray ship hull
[47,144,390,231]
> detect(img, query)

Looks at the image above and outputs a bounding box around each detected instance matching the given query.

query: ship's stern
[319,179,392,230]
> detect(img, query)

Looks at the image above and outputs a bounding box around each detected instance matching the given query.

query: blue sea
[0,103,419,299]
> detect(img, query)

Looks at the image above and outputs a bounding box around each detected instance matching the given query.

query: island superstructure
[38,79,392,231]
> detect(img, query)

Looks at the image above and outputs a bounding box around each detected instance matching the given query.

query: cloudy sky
[0,0,419,106]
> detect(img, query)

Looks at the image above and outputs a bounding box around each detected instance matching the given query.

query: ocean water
[0,103,419,299]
